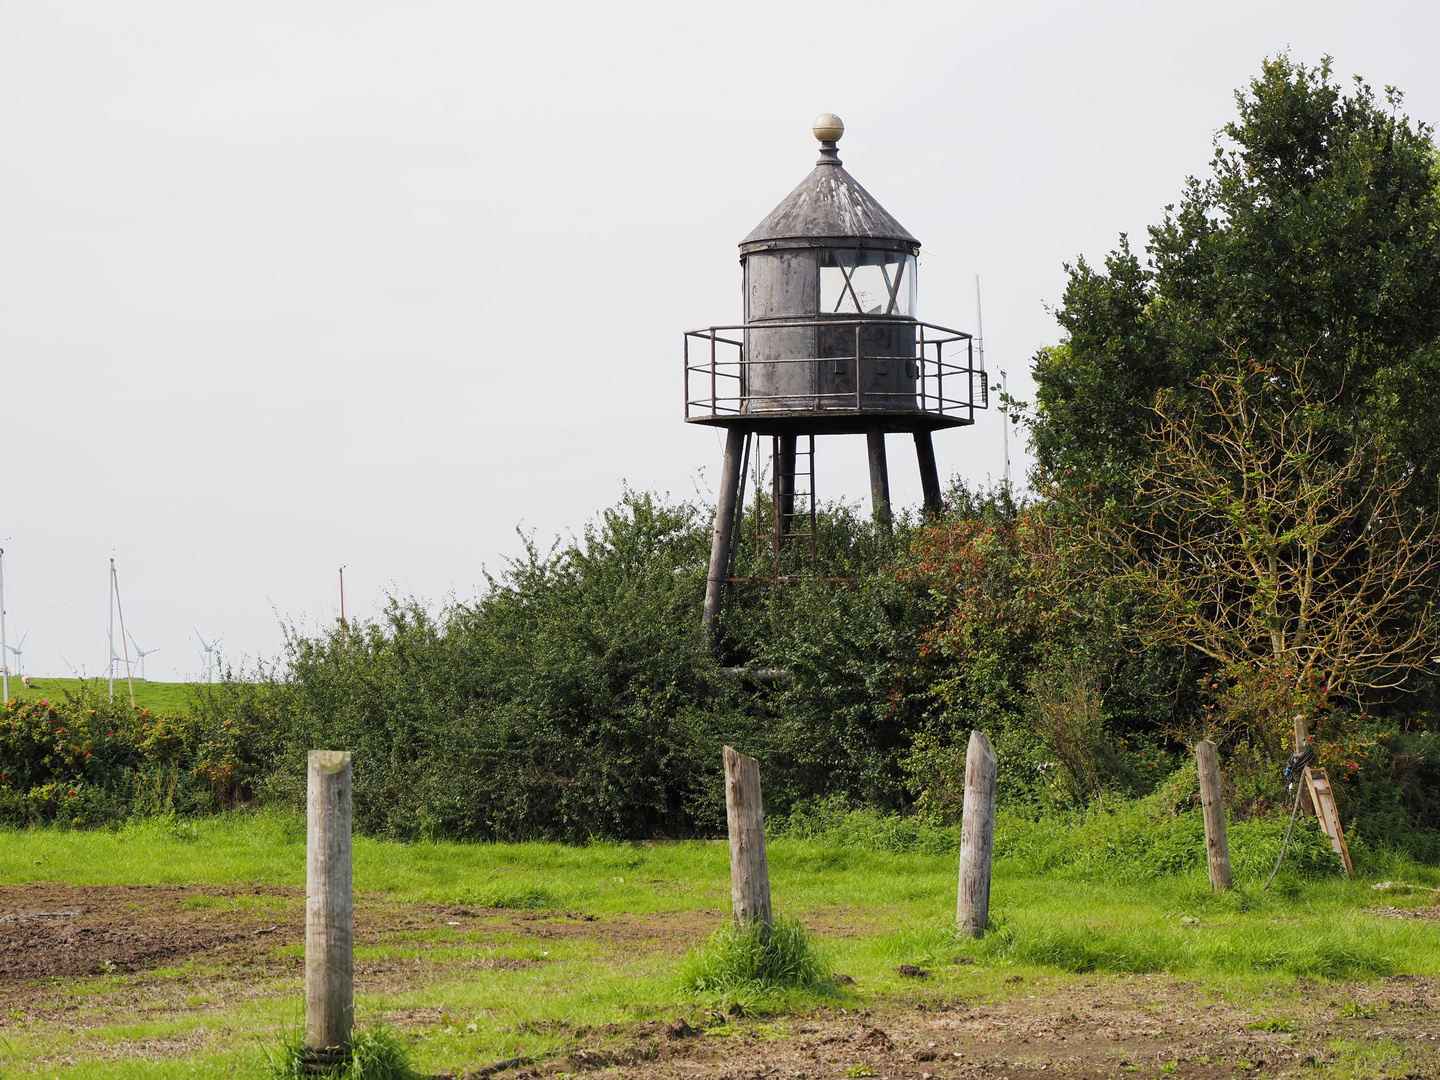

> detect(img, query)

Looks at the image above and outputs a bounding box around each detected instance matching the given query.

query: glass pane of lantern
[820,251,916,317]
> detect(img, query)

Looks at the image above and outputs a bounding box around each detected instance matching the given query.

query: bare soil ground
[0,882,302,979]
[2,886,1438,1079]
[0,883,713,984]
[533,976,1440,1080]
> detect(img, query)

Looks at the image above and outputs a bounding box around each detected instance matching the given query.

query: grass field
[2,812,1440,1078]
[3,677,201,715]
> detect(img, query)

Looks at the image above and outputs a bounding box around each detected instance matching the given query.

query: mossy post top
[309,750,351,775]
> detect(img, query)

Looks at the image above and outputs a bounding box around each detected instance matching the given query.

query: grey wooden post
[306,750,354,1069]
[1195,740,1232,891]
[956,730,998,938]
[1293,713,1315,817]
[723,746,772,936]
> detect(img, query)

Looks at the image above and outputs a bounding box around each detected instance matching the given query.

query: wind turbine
[127,632,158,682]
[5,631,27,678]
[194,628,221,683]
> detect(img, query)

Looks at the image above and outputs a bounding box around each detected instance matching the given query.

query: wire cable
[1262,746,1318,892]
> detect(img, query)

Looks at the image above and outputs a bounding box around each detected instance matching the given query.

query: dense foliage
[270,494,752,840]
[263,493,939,841]
[0,683,286,826]
[1030,55,1440,509]
[1017,55,1440,856]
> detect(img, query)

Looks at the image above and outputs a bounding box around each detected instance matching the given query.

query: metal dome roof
[739,133,918,255]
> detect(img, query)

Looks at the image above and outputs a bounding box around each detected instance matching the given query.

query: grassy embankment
[4,677,200,716]
[2,812,1439,1077]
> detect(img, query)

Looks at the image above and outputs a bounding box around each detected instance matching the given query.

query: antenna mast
[0,548,7,703]
[108,559,115,701]
[975,276,1009,489]
[339,566,346,624]
[110,559,136,707]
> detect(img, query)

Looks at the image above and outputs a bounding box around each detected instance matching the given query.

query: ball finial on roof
[812,113,844,143]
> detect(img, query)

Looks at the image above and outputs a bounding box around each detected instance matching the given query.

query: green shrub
[773,796,958,855]
[268,493,762,841]
[0,683,285,827]
[265,492,937,841]
[20,482,1424,855]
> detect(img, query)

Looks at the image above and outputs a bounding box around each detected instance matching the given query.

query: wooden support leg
[866,429,892,531]
[703,429,747,643]
[914,430,943,518]
[776,435,797,548]
[724,746,773,937]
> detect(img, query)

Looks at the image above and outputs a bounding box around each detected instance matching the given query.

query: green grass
[675,916,832,1006]
[3,676,203,716]
[4,810,1440,1077]
[264,1025,423,1080]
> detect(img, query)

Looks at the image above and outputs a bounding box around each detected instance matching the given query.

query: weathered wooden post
[1195,739,1232,892]
[305,750,354,1072]
[723,746,772,936]
[956,730,998,938]
[1293,713,1315,817]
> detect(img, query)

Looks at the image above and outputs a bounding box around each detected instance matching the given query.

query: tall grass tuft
[676,917,831,1002]
[263,1025,423,1080]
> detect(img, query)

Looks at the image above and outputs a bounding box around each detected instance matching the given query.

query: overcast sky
[2,2,1437,682]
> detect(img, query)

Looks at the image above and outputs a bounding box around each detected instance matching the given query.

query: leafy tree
[1020,56,1440,844]
[1031,56,1440,507]
[1094,353,1440,705]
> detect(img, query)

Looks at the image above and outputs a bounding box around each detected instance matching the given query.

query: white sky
[2,1,1437,681]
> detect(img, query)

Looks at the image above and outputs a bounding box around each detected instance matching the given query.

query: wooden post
[723,746,772,936]
[1195,740,1232,891]
[1293,713,1315,817]
[956,730,998,938]
[305,750,354,1071]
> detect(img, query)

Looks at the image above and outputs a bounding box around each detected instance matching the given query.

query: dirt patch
[480,976,1440,1080]
[0,883,303,979]
[1372,904,1440,921]
[0,884,717,985]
